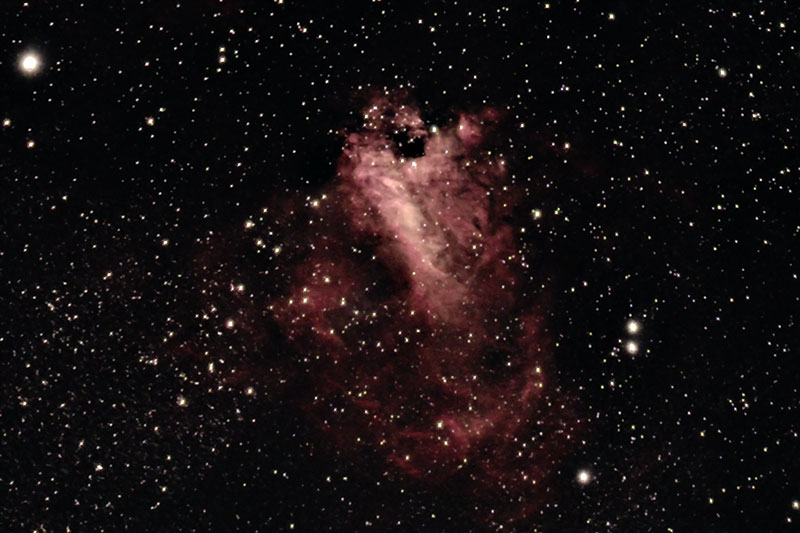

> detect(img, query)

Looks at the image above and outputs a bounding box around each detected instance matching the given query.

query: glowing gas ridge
[338,102,512,323]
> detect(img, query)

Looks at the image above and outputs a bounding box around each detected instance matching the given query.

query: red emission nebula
[182,93,582,522]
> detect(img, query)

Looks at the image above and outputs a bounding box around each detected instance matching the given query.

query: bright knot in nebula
[266,94,578,517]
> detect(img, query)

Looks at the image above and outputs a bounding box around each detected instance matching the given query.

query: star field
[1,2,798,531]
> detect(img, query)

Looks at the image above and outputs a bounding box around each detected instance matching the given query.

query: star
[19,52,42,75]
[576,469,592,485]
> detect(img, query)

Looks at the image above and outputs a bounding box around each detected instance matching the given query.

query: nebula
[270,94,578,520]
[178,93,580,525]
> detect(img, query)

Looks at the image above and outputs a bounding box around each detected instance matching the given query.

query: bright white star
[576,469,592,485]
[626,319,641,335]
[19,52,42,75]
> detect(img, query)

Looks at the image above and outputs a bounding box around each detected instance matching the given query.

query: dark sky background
[2,1,798,531]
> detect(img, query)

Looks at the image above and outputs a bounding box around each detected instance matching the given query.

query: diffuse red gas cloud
[269,94,580,518]
[180,93,580,524]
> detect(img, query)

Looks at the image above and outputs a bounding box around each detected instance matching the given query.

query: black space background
[1,1,798,531]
